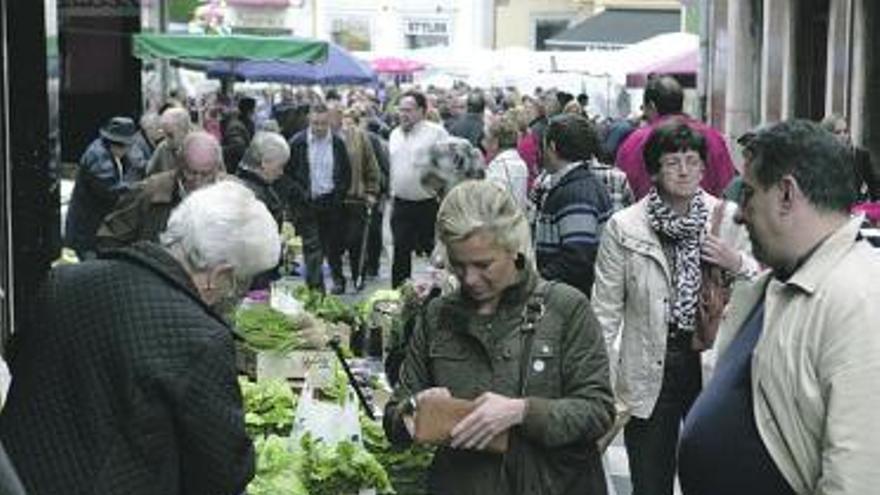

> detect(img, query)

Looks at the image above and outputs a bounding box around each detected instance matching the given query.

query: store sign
[403,17,451,48]
[403,18,450,36]
[233,9,288,30]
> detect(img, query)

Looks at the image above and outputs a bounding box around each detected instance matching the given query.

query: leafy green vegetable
[248,434,309,495]
[361,413,434,495]
[294,286,361,326]
[239,377,297,437]
[235,305,302,352]
[317,362,353,407]
[299,433,394,495]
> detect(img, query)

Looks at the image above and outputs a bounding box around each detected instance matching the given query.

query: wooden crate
[236,344,336,384]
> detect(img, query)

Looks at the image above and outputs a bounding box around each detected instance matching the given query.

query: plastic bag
[271,278,304,317]
[291,380,361,447]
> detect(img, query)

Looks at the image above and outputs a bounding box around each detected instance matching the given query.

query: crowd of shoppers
[28,69,880,495]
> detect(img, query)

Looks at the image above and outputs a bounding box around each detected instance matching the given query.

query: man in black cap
[64,116,141,260]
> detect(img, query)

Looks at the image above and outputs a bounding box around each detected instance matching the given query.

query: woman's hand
[702,233,743,272]
[449,392,527,450]
[402,387,452,436]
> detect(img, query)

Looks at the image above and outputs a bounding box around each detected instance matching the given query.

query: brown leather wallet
[412,395,509,454]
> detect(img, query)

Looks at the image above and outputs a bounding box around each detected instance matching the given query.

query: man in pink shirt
[616,75,735,199]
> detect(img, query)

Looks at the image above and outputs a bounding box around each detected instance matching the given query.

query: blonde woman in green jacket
[384,179,614,495]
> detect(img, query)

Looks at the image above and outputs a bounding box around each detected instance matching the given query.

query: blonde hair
[436,180,534,270]
[425,107,443,124]
[485,113,520,149]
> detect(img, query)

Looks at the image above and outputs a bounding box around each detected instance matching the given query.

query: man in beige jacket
[678,119,880,495]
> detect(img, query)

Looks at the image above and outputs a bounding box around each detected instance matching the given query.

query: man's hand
[450,392,527,450]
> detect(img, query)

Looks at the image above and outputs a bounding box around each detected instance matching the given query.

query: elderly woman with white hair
[235,131,291,228]
[0,180,279,495]
[384,179,614,495]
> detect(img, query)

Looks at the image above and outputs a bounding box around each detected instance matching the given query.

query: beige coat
[714,217,880,494]
[341,126,380,203]
[591,191,758,418]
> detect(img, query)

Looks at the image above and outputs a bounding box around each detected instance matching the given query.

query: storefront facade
[703,0,879,165]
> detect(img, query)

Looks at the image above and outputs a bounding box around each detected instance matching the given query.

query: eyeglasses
[659,156,703,172]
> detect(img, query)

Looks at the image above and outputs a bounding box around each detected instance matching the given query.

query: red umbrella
[371,56,426,75]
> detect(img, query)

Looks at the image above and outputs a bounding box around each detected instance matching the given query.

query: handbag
[692,200,733,351]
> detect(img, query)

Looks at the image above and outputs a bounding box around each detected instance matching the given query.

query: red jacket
[615,114,736,199]
[517,131,541,190]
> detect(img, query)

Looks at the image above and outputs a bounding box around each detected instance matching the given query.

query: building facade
[206,0,496,53]
[703,0,878,165]
[494,0,592,49]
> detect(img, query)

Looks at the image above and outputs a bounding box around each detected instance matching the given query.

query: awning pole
[158,0,169,102]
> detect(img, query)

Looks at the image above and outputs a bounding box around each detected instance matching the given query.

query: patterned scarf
[647,188,709,331]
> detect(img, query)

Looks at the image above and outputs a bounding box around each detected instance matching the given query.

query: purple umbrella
[207,42,376,85]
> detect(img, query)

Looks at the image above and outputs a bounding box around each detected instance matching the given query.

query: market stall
[235,279,435,495]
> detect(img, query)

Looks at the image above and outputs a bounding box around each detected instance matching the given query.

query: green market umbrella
[133,33,328,64]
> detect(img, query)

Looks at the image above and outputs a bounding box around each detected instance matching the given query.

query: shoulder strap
[518,280,554,396]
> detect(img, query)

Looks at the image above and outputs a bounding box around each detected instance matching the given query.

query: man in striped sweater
[533,114,613,297]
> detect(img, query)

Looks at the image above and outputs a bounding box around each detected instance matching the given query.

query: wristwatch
[401,394,418,416]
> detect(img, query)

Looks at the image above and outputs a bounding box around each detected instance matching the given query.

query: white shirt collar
[549,161,582,188]
[308,129,331,144]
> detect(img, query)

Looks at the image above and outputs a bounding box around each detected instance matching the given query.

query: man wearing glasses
[678,120,880,494]
[97,131,226,249]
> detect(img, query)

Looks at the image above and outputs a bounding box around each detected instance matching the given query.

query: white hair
[240,131,290,171]
[161,107,191,131]
[160,180,280,281]
[140,112,160,130]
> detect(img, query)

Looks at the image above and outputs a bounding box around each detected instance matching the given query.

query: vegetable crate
[236,344,336,383]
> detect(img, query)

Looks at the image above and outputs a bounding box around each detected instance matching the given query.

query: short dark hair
[644,75,684,116]
[400,91,428,111]
[544,113,599,162]
[643,119,707,176]
[309,102,329,115]
[466,92,485,114]
[238,96,256,115]
[743,119,857,213]
[554,92,573,111]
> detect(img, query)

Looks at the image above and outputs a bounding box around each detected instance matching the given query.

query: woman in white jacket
[591,119,759,495]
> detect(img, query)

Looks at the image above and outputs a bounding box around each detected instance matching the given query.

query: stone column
[851,0,879,161]
[724,0,758,168]
[706,0,728,132]
[761,0,796,122]
[825,0,852,116]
